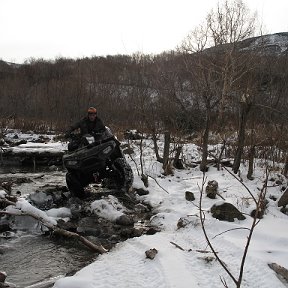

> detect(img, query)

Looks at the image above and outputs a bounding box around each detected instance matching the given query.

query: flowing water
[0,233,95,287]
[0,165,92,287]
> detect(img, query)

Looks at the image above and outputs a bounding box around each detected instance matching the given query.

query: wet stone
[145,248,158,260]
[0,271,6,283]
[185,191,195,201]
[77,217,102,236]
[134,188,149,196]
[211,202,246,222]
[0,219,10,233]
[115,215,134,226]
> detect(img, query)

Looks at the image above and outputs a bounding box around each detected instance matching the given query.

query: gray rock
[211,202,246,222]
[0,218,10,233]
[177,217,190,229]
[134,203,148,213]
[0,271,6,283]
[185,191,195,201]
[206,180,218,199]
[145,248,158,259]
[115,215,134,226]
[77,216,101,236]
[29,191,53,209]
[122,147,134,155]
[134,188,149,196]
[278,188,288,207]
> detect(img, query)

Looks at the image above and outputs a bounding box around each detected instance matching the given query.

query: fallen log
[2,147,64,167]
[268,263,288,283]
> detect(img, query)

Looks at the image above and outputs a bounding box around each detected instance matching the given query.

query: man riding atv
[64,107,133,199]
[65,106,105,151]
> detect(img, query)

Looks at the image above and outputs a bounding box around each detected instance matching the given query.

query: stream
[0,164,154,287]
[0,166,95,287]
[0,233,95,287]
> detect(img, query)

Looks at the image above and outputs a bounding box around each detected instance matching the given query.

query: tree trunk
[173,145,183,169]
[217,140,226,171]
[152,131,162,163]
[247,145,255,180]
[163,131,171,174]
[233,99,252,174]
[200,110,211,172]
[284,154,288,178]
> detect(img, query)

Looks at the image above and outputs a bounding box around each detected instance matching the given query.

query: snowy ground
[2,133,288,288]
[53,138,288,288]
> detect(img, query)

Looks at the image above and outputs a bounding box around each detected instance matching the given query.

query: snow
[6,198,58,226]
[8,141,67,154]
[0,189,7,198]
[2,133,288,287]
[242,33,288,54]
[51,138,288,288]
[46,207,72,219]
[89,195,126,221]
[253,33,288,53]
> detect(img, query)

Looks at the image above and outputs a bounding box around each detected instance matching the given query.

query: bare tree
[179,0,258,172]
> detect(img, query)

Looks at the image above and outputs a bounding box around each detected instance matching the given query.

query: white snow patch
[89,195,126,221]
[0,189,7,198]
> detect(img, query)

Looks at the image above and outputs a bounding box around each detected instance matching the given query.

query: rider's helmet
[87,107,97,114]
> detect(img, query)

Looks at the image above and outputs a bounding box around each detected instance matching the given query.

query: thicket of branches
[0,0,287,172]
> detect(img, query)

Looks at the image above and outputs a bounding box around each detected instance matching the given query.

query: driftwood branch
[170,241,185,251]
[268,263,288,282]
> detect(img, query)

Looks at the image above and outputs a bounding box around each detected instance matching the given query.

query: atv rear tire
[112,158,133,191]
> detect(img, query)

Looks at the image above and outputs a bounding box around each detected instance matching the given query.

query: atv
[63,127,133,198]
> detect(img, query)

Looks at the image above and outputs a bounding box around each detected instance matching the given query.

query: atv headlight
[103,146,112,154]
[85,136,95,144]
[66,160,78,166]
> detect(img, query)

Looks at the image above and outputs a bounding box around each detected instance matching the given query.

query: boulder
[28,191,53,209]
[0,271,6,283]
[177,217,190,229]
[185,191,195,201]
[115,215,134,226]
[278,188,288,207]
[77,216,101,236]
[145,248,158,259]
[0,218,10,233]
[206,180,218,199]
[124,130,143,140]
[211,202,246,222]
[134,188,149,196]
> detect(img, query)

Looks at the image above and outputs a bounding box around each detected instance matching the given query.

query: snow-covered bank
[50,138,288,288]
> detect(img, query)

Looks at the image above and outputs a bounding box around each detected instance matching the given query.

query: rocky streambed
[0,170,158,288]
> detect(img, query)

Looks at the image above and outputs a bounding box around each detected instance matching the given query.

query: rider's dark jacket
[66,116,105,137]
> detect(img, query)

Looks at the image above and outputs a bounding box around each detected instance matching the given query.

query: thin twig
[223,166,257,204]
[237,168,269,286]
[147,175,169,194]
[170,241,185,251]
[212,227,251,239]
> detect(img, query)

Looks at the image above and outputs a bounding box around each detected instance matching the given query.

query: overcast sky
[1,0,288,63]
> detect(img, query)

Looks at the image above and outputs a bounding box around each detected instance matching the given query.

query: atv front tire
[66,171,91,198]
[112,158,133,191]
